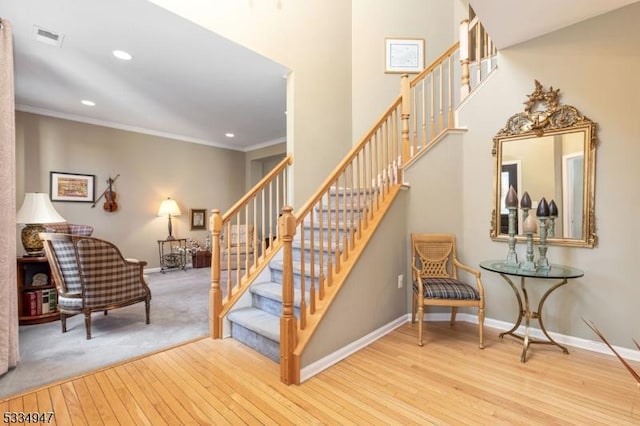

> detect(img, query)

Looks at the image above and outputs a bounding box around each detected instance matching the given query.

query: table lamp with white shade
[16,193,66,256]
[157,197,181,240]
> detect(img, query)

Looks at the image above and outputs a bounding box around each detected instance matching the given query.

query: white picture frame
[385,38,425,74]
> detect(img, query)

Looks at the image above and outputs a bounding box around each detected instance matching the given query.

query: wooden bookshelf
[17,256,60,325]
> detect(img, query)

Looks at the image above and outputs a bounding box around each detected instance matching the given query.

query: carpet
[0,267,212,399]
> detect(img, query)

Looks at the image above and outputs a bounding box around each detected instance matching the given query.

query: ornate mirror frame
[490,80,598,248]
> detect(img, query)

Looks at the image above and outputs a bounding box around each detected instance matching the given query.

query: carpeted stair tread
[251,281,308,306]
[269,259,326,278]
[227,307,280,343]
[292,238,343,253]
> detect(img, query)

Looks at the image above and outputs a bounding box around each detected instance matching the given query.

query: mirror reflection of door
[500,162,519,234]
[563,153,584,238]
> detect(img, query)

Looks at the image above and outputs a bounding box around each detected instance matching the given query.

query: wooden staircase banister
[293,97,402,222]
[210,12,498,387]
[409,42,460,88]
[222,154,293,222]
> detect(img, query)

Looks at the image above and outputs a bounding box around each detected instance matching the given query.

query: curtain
[0,18,19,376]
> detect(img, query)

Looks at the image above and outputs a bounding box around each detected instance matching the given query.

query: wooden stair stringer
[291,184,403,364]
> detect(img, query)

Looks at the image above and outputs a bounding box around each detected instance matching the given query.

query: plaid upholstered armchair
[43,223,94,236]
[411,233,485,348]
[40,233,151,339]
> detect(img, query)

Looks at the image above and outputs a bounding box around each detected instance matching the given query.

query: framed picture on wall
[385,38,425,73]
[50,171,96,202]
[190,208,207,230]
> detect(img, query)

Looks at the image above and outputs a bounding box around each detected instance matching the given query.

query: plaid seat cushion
[416,277,480,300]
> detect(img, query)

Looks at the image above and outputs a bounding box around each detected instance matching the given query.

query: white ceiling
[5,1,637,152]
[3,0,288,151]
[470,0,640,49]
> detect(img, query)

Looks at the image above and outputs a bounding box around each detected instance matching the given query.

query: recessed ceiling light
[112,50,133,61]
[225,133,235,138]
[81,100,96,106]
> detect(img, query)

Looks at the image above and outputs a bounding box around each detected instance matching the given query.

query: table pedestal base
[498,273,570,362]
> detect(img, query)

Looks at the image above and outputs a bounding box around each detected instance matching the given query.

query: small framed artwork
[50,171,96,202]
[190,209,207,230]
[385,38,425,73]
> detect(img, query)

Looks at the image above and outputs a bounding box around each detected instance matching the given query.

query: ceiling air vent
[32,25,65,48]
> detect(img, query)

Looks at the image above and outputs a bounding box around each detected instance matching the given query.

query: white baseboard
[300,313,640,382]
[299,315,407,383]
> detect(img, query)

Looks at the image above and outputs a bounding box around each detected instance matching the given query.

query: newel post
[460,19,471,100]
[210,209,223,339]
[279,206,298,384]
[400,74,410,179]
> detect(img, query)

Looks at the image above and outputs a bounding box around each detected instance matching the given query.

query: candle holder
[521,231,536,271]
[537,217,550,270]
[548,200,558,238]
[536,197,550,270]
[521,202,537,271]
[504,185,519,267]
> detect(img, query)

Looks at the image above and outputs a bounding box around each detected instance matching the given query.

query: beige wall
[15,112,245,268]
[150,0,353,207]
[244,142,287,191]
[457,3,640,348]
[303,189,408,366]
[351,0,457,141]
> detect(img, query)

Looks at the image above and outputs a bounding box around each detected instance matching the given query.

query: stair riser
[252,292,301,318]
[231,322,280,363]
[314,206,364,226]
[291,244,334,263]
[270,267,322,289]
[302,226,354,244]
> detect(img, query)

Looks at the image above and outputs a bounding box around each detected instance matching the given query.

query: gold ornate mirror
[490,80,597,247]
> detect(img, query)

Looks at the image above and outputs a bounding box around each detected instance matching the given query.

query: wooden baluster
[318,197,325,300]
[438,64,444,133]
[460,19,471,100]
[475,23,481,84]
[279,206,297,385]
[210,209,222,339]
[430,72,435,141]
[401,74,411,166]
[448,56,454,128]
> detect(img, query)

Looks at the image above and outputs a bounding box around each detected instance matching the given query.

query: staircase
[228,187,367,362]
[212,13,498,385]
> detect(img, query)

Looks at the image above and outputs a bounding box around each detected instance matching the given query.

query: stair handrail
[210,154,293,338]
[279,39,476,384]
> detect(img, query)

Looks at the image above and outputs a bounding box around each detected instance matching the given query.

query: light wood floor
[2,322,639,425]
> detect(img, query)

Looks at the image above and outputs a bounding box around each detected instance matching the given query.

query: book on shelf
[22,288,57,317]
[23,291,37,316]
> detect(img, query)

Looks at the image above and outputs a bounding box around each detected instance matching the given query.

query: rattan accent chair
[40,232,151,339]
[410,233,485,348]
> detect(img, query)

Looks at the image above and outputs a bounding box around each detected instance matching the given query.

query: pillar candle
[523,213,537,233]
[536,197,550,217]
[505,185,518,208]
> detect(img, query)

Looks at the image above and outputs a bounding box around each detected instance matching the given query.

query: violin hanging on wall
[92,174,120,212]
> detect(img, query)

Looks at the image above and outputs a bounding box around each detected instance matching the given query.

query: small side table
[158,238,187,273]
[479,260,584,362]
